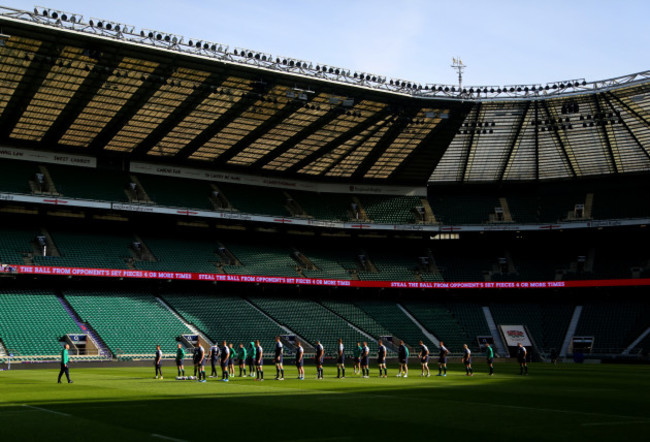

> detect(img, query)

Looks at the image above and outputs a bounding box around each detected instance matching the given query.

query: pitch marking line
[22,404,70,417]
[582,420,648,427]
[151,434,187,442]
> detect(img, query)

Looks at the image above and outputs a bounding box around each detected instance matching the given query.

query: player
[57,343,73,384]
[274,336,284,380]
[397,340,409,377]
[517,343,528,375]
[194,342,206,382]
[254,340,264,381]
[154,345,163,379]
[437,341,449,377]
[238,343,247,377]
[353,342,362,374]
[336,338,345,379]
[315,340,324,379]
[360,341,370,378]
[248,341,256,377]
[462,344,473,376]
[485,343,494,375]
[418,340,430,377]
[228,343,236,377]
[295,341,304,380]
[377,339,387,377]
[209,342,220,378]
[175,343,186,377]
[220,340,230,381]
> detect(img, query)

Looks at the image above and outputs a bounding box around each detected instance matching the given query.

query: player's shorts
[377,358,385,365]
[200,358,206,366]
[337,355,344,364]
[228,357,235,366]
[275,355,283,364]
[315,357,324,366]
[399,358,407,365]
[155,361,162,368]
[176,359,183,366]
[256,359,263,367]
[487,357,494,364]
[353,357,360,364]
[421,356,430,363]
[295,359,303,367]
[246,356,253,365]
[438,357,448,364]
[463,358,472,365]
[517,357,526,364]
[361,356,369,366]
[220,360,228,369]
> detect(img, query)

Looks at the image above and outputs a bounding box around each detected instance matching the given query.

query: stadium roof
[0,6,648,185]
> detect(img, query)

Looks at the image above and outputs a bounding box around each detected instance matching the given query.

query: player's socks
[337,367,341,378]
[342,367,345,377]
[281,369,284,378]
[261,370,264,379]
[439,367,442,375]
[443,367,447,374]
[384,368,388,376]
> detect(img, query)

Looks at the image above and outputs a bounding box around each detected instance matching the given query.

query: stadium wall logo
[499,325,532,346]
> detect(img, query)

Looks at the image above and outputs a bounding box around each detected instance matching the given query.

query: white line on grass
[582,420,649,427]
[151,434,187,442]
[22,405,70,417]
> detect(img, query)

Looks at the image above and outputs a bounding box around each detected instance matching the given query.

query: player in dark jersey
[336,338,346,379]
[194,343,206,382]
[462,344,473,376]
[418,341,430,377]
[353,342,362,375]
[315,340,324,379]
[360,341,370,378]
[485,343,494,375]
[274,336,284,380]
[154,345,163,379]
[437,341,449,377]
[248,341,256,377]
[175,343,186,377]
[295,341,304,380]
[517,343,528,375]
[377,339,387,378]
[255,340,264,381]
[238,343,247,377]
[209,343,220,378]
[220,340,230,382]
[397,340,409,377]
[228,343,236,377]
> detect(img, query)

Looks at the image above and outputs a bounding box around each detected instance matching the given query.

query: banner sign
[500,325,532,346]
[129,161,426,196]
[10,265,650,290]
[0,146,96,168]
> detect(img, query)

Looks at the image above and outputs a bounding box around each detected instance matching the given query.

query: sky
[1,0,648,87]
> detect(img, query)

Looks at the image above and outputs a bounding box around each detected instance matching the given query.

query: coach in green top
[485,343,494,376]
[176,343,186,377]
[353,342,362,375]
[57,343,73,384]
[238,343,247,377]
[248,341,256,377]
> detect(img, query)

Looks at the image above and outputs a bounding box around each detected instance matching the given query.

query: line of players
[154,338,528,381]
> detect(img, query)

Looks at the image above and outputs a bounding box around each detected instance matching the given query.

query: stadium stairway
[156,296,213,346]
[560,306,583,358]
[624,327,650,355]
[57,294,112,358]
[396,304,440,348]
[481,306,508,356]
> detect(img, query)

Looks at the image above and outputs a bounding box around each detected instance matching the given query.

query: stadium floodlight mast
[2,6,648,101]
[451,57,466,96]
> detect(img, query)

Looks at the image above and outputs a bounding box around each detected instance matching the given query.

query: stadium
[0,4,648,440]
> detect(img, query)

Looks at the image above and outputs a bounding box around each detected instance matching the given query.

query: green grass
[0,363,648,441]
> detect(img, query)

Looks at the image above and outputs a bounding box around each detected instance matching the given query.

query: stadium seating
[490,304,573,353]
[358,252,420,282]
[47,165,130,202]
[0,226,37,265]
[217,182,289,217]
[355,301,435,350]
[574,302,649,354]
[33,231,132,270]
[135,236,220,273]
[401,302,471,352]
[162,293,285,354]
[290,190,354,221]
[249,296,377,356]
[428,195,499,224]
[446,303,491,346]
[0,159,38,194]
[319,300,394,341]
[300,249,353,280]
[223,243,300,277]
[135,173,214,210]
[64,291,191,355]
[358,195,420,224]
[0,290,79,356]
